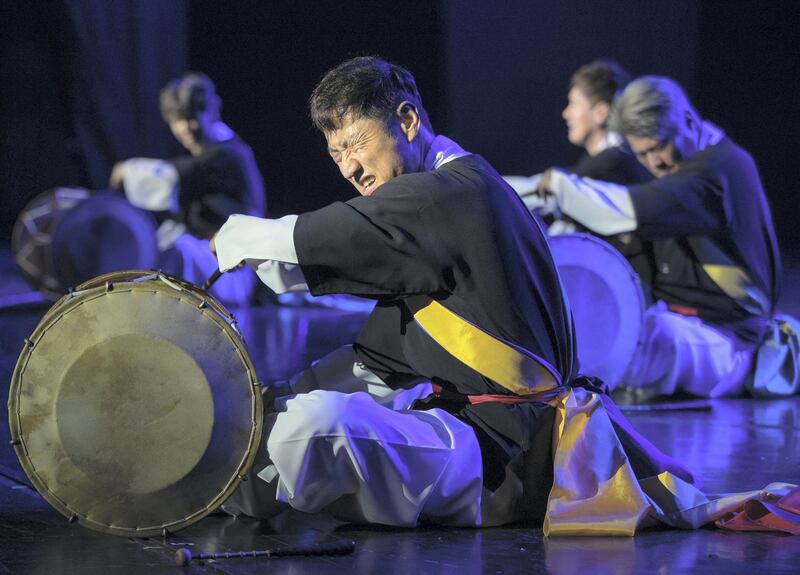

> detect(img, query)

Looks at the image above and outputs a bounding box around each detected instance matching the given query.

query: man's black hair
[309,56,431,132]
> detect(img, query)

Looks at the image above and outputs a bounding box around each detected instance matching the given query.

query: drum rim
[8,270,263,536]
[548,232,646,386]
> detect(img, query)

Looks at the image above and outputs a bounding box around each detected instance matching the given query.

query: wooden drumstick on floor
[175,539,356,566]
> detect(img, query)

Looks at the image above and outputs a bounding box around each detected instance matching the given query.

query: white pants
[160,233,256,307]
[222,346,527,527]
[624,301,755,398]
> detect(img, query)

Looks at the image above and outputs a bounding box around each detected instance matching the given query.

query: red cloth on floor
[716,486,800,535]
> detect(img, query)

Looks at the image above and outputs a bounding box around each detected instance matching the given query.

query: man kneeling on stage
[534,76,783,399]
[210,57,694,534]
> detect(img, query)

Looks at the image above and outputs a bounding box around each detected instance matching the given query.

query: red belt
[431,383,562,405]
[668,303,700,317]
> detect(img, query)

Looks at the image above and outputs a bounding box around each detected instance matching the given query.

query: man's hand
[535,168,553,198]
[261,380,292,414]
[109,161,126,189]
[208,233,243,269]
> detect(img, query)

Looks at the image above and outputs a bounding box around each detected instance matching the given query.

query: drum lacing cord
[66,271,239,331]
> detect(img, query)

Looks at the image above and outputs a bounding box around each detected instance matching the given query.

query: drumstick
[174,539,356,566]
[618,399,713,412]
[202,269,224,291]
[203,261,246,291]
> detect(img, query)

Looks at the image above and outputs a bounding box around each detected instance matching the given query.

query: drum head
[548,233,645,390]
[12,189,158,299]
[8,271,262,536]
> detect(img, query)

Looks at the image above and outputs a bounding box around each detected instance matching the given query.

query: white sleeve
[504,174,542,197]
[252,261,308,293]
[549,169,638,235]
[121,158,179,212]
[503,174,558,212]
[214,214,308,293]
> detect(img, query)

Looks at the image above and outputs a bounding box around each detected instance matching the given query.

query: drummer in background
[505,60,654,282]
[507,60,650,196]
[109,72,266,305]
[533,76,782,399]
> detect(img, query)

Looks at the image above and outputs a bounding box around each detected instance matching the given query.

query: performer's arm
[547,169,637,235]
[218,188,455,298]
[214,214,308,293]
[547,164,728,238]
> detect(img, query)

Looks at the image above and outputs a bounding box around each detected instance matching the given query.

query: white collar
[423,135,470,171]
[698,120,724,150]
[592,131,624,155]
[210,121,235,142]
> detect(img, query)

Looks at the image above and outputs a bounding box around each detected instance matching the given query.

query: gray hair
[609,76,699,140]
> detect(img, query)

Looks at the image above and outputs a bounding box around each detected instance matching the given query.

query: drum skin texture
[12,188,158,300]
[548,233,646,391]
[8,271,262,536]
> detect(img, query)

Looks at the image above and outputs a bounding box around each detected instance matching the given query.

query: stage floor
[1,246,798,574]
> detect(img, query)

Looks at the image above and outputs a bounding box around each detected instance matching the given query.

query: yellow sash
[403,297,793,536]
[405,295,559,395]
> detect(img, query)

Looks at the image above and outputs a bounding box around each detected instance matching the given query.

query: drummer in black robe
[212,57,690,530]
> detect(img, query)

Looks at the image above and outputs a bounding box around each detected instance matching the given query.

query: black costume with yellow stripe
[629,136,781,342]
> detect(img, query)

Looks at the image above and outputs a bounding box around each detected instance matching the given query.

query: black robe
[294,154,575,505]
[568,144,652,185]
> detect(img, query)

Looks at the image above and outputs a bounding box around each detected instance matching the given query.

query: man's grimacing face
[324,111,418,196]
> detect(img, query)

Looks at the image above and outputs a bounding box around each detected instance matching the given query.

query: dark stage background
[2,0,798,256]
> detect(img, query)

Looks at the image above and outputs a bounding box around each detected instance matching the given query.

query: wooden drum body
[8,271,262,536]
